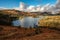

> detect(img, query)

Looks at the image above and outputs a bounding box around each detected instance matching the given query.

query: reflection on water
[12,16,43,28]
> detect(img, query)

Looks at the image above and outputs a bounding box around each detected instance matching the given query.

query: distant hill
[0,9,37,16]
[0,9,20,15]
[0,9,60,16]
[0,9,54,16]
[0,9,21,25]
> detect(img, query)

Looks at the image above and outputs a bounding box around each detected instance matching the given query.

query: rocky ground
[0,25,60,40]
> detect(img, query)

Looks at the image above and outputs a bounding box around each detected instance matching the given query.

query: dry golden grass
[38,16,60,29]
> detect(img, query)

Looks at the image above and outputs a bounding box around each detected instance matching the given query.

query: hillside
[38,16,60,29]
[0,9,37,16]
[0,25,60,40]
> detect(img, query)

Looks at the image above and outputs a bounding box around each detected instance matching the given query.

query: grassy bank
[38,16,60,29]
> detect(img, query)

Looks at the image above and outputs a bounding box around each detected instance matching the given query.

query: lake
[12,16,44,28]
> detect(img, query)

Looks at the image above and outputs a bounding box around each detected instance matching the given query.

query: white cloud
[55,0,60,9]
[26,5,36,12]
[39,0,60,14]
[27,6,35,10]
[14,2,55,12]
[36,5,41,11]
[19,2,28,12]
[26,5,41,12]
[40,3,50,12]
[14,2,27,12]
[19,2,26,11]
[49,0,60,14]
[14,2,41,12]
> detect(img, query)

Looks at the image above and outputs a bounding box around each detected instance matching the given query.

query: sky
[0,0,57,8]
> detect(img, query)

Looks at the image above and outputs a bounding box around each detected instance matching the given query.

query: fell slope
[0,25,60,40]
[38,16,60,29]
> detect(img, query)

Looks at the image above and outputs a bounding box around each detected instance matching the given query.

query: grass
[0,25,60,40]
[38,16,60,29]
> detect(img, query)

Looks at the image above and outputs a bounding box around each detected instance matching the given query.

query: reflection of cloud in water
[20,17,34,28]
[12,16,42,28]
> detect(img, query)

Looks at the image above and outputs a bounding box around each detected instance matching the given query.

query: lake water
[12,16,44,28]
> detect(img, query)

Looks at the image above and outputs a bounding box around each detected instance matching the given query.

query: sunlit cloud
[40,3,50,12]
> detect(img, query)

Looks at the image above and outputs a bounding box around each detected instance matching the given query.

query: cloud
[3,0,60,14]
[2,0,60,14]
[55,0,60,9]
[19,2,28,12]
[14,2,53,12]
[40,3,51,12]
[26,5,41,12]
[27,6,35,10]
[19,2,26,11]
[14,2,41,12]
[49,0,60,14]
[27,5,36,12]
[14,2,27,12]
[36,5,41,11]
